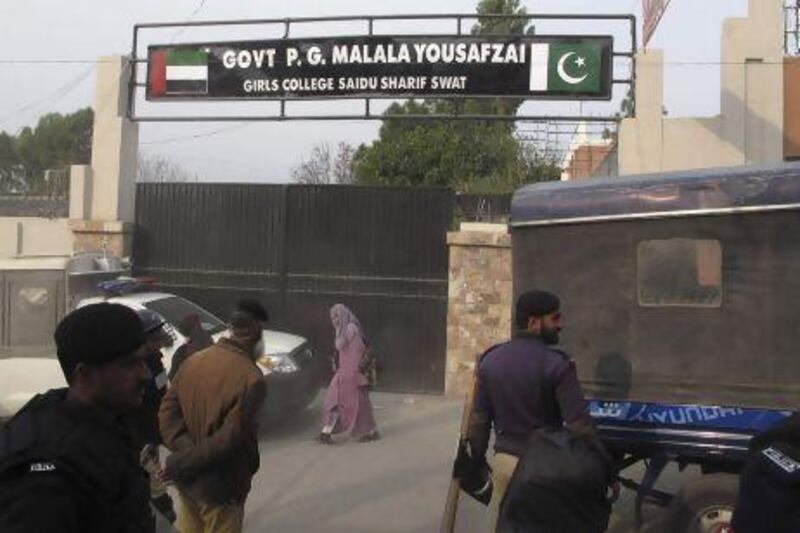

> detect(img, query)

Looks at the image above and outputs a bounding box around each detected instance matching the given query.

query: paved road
[219,392,704,532]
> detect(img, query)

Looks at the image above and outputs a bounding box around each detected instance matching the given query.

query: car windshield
[143,296,227,336]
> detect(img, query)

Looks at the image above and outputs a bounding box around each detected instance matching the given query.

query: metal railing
[786,0,800,55]
[0,169,69,218]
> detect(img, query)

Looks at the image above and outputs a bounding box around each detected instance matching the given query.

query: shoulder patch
[762,446,800,474]
[29,461,56,473]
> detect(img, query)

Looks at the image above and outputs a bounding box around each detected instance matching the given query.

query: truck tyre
[666,473,738,533]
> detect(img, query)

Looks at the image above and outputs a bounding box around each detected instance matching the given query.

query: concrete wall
[89,56,138,223]
[446,223,513,397]
[620,0,785,174]
[0,218,74,258]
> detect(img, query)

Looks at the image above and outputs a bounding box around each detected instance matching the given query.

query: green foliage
[0,107,93,194]
[353,101,557,191]
[469,0,530,116]
[0,132,20,191]
[473,0,528,35]
[351,1,558,192]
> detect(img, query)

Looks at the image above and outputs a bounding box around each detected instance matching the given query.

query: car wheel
[666,473,738,533]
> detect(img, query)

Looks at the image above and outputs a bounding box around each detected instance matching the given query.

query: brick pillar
[446,223,512,397]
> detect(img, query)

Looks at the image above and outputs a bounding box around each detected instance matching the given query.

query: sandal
[358,431,381,443]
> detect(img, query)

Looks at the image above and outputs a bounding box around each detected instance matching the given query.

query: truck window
[637,239,722,308]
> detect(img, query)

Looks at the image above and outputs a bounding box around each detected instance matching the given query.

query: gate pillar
[446,223,512,397]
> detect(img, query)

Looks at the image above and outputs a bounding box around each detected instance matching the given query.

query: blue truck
[510,163,799,532]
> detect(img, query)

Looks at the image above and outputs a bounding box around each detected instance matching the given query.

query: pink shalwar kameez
[320,305,377,439]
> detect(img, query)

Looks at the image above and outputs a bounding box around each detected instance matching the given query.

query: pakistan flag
[528,42,603,94]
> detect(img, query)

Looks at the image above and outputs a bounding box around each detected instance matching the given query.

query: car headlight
[257,353,299,373]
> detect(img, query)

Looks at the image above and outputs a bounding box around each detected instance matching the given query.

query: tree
[137,153,197,183]
[350,0,557,192]
[473,0,528,35]
[0,107,93,194]
[470,0,531,117]
[332,143,356,184]
[353,101,559,190]
[353,100,524,189]
[0,132,23,193]
[291,142,356,185]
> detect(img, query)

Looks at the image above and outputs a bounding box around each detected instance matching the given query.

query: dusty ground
[152,391,704,532]
[219,392,700,532]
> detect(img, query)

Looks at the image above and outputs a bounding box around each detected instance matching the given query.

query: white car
[0,287,321,422]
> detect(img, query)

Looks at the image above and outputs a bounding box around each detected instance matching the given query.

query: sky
[0,0,748,183]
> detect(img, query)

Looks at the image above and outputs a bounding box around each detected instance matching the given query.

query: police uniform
[468,332,593,530]
[732,412,800,532]
[127,348,168,448]
[0,389,153,533]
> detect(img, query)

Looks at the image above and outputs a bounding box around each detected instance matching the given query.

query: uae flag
[148,49,209,97]
[528,42,602,94]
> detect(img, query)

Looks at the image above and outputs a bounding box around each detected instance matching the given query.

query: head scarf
[330,303,363,351]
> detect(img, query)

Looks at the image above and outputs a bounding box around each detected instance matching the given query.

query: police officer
[731,411,800,532]
[129,309,171,448]
[467,290,597,530]
[131,309,176,524]
[0,303,154,533]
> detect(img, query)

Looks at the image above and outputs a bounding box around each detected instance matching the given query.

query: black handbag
[359,346,379,389]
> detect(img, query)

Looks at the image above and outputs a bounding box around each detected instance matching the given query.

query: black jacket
[732,412,800,533]
[127,349,167,447]
[0,389,153,533]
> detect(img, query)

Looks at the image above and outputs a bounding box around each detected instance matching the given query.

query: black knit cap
[54,303,146,381]
[515,290,560,329]
[231,298,269,328]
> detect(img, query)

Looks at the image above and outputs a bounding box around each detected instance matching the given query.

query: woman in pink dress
[319,304,379,444]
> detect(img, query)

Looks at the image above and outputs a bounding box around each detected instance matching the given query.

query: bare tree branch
[292,142,355,184]
[333,142,356,185]
[137,153,197,183]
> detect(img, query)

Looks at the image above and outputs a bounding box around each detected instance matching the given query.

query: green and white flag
[149,49,209,96]
[529,42,602,94]
[165,50,208,94]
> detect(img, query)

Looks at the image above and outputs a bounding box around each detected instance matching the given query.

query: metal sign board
[146,35,614,101]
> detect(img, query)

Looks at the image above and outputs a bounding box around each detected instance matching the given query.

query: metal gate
[133,183,452,393]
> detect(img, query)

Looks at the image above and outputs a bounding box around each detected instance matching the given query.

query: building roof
[511,163,800,227]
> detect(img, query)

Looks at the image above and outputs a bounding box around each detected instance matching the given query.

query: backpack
[497,428,613,533]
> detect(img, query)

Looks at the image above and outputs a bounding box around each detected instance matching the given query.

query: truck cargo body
[511,163,800,529]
